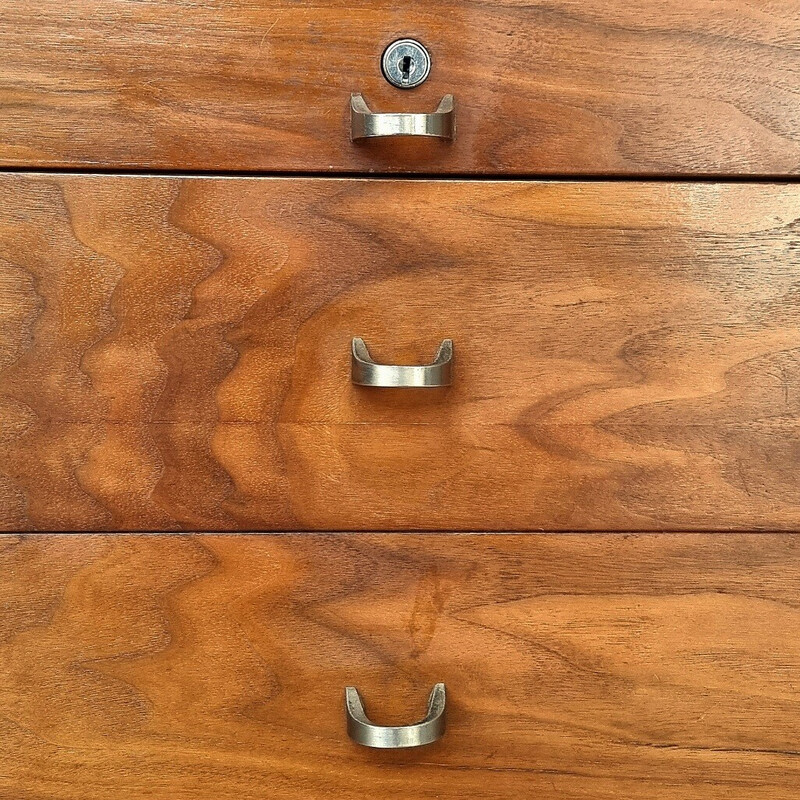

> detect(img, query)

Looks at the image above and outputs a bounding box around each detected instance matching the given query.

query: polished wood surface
[2,176,800,531]
[1,533,799,799]
[1,1,799,174]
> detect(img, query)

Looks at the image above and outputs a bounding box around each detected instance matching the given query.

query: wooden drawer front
[1,533,799,799]
[2,176,800,531]
[2,2,799,175]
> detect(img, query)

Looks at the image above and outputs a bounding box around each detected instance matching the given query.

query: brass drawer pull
[345,684,446,749]
[351,338,453,388]
[350,94,455,140]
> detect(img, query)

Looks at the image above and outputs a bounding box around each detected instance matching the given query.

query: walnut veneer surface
[1,176,800,530]
[1,1,799,173]
[3,4,800,795]
[2,533,800,799]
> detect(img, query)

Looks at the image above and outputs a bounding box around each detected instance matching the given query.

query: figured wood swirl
[1,1,799,173]
[1,176,800,531]
[1,533,799,799]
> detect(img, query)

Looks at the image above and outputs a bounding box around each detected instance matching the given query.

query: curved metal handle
[345,684,446,749]
[350,94,455,140]
[351,338,453,388]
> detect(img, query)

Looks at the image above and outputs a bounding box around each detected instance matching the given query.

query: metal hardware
[350,94,455,140]
[345,684,446,749]
[351,338,453,388]
[381,39,431,89]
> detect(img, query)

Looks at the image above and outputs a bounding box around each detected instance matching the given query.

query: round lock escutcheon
[381,39,431,89]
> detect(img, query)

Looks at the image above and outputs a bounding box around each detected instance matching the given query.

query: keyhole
[381,39,430,88]
[399,55,413,83]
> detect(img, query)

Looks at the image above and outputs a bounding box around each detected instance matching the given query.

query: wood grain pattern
[1,1,800,174]
[2,176,800,531]
[1,533,800,799]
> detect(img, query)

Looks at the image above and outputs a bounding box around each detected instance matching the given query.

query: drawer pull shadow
[351,338,453,388]
[350,94,455,140]
[345,683,446,749]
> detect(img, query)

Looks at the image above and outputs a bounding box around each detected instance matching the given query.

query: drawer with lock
[1,532,799,799]
[2,176,800,531]
[1,1,799,175]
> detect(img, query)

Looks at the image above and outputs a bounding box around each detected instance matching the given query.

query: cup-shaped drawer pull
[345,683,446,749]
[350,94,455,140]
[351,338,453,388]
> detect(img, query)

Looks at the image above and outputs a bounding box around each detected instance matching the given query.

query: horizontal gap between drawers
[2,167,800,183]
